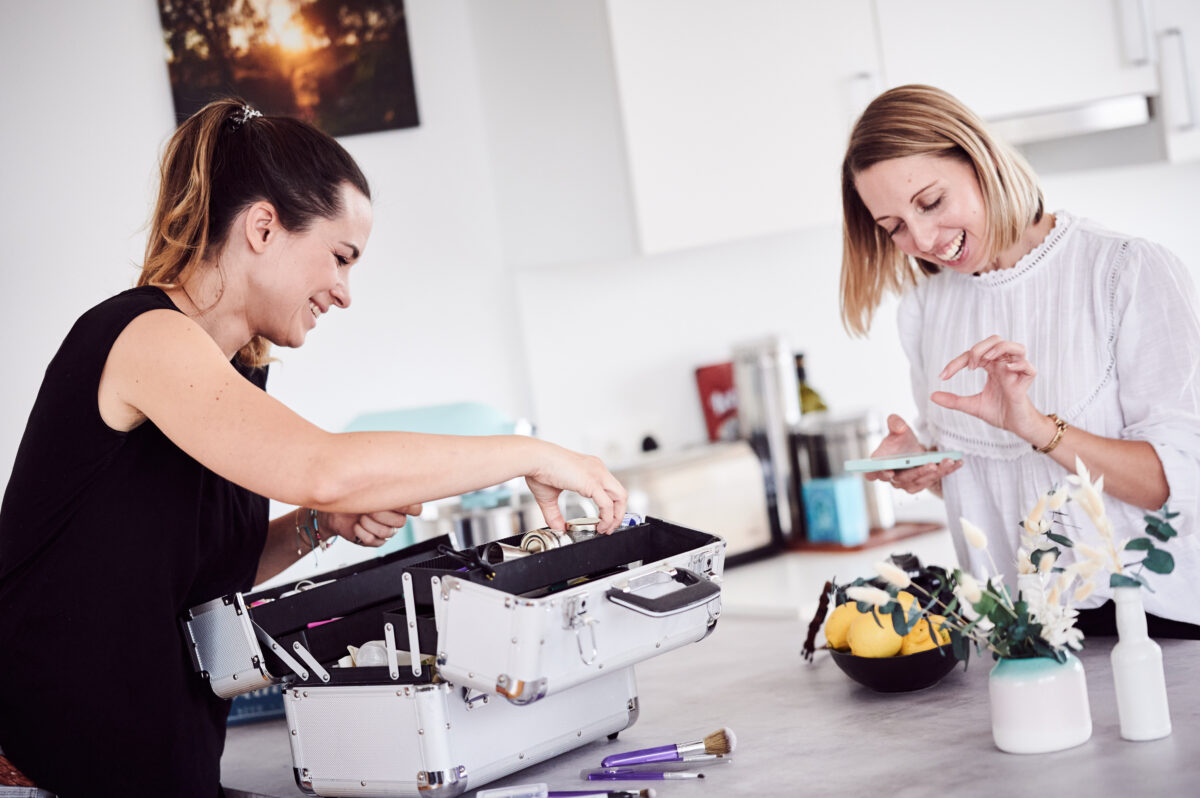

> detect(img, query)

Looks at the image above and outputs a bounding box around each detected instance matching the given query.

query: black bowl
[828,644,960,693]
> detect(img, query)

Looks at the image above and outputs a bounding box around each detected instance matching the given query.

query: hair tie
[230,104,263,131]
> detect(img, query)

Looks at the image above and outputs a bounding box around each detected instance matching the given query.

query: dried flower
[1037,549,1057,573]
[845,585,891,607]
[872,561,912,589]
[1046,583,1061,606]
[1074,541,1107,565]
[1040,611,1084,651]
[1047,487,1069,511]
[1074,582,1096,602]
[1017,551,1036,575]
[960,518,989,550]
[1024,495,1049,535]
[957,572,983,604]
[1070,456,1090,485]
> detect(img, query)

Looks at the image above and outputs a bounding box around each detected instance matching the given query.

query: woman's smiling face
[854,154,991,275]
[249,182,373,348]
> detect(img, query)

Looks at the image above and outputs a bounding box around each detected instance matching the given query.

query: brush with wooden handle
[600,728,735,768]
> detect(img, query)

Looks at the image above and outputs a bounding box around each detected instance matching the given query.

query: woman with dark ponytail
[0,100,627,797]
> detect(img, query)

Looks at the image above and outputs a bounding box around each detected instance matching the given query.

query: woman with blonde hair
[841,84,1200,636]
[0,99,626,796]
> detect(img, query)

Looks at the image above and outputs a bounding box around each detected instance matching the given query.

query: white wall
[0,0,529,482]
[1,1,173,479]
[514,226,912,463]
[3,1,1200,489]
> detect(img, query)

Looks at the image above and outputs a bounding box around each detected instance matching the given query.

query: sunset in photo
[159,0,419,136]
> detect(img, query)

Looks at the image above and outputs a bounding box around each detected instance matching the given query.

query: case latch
[563,594,599,666]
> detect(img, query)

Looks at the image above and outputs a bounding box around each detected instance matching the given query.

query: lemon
[824,602,860,650]
[900,614,951,655]
[848,607,903,658]
[895,591,916,613]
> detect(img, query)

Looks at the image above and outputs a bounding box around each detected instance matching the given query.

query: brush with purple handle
[600,727,735,768]
[580,756,731,779]
[547,787,657,792]
[587,772,703,782]
[548,791,655,798]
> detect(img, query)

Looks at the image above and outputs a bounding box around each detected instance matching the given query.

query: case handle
[605,568,720,617]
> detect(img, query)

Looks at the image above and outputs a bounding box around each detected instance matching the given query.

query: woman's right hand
[864,414,961,495]
[524,443,628,533]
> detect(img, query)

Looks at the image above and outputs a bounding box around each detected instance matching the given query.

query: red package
[695,362,739,442]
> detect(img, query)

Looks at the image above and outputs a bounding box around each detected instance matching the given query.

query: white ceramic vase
[988,654,1092,754]
[1111,585,1172,741]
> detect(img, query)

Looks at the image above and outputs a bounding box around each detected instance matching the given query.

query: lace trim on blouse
[966,211,1073,288]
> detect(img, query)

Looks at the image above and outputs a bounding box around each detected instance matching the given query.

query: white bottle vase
[1111,586,1172,741]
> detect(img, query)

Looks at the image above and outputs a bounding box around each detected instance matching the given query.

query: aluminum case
[284,667,639,797]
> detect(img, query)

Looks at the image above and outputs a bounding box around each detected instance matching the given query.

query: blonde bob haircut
[839,84,1043,337]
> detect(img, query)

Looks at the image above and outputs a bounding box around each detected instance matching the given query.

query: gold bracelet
[1033,413,1068,454]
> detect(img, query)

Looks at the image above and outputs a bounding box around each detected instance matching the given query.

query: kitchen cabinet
[604,0,879,254]
[469,0,879,265]
[874,0,1160,143]
[470,1,1185,268]
[1152,1,1200,161]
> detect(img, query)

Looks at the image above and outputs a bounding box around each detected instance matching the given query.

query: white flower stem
[906,581,976,629]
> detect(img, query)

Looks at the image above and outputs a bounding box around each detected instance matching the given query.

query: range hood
[987,94,1153,146]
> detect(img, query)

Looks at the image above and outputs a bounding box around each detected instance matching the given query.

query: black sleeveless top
[0,286,269,797]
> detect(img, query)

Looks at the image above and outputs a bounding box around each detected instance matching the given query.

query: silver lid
[566,516,600,533]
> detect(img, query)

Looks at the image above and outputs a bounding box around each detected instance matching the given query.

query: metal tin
[483,542,532,564]
[520,528,573,553]
[566,516,600,542]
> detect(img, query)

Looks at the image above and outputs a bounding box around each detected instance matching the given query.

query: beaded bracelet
[1033,413,1069,454]
[295,508,335,555]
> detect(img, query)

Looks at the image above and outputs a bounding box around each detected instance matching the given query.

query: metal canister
[483,541,531,564]
[519,527,573,553]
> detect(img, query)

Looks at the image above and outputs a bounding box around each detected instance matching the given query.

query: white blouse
[898,210,1200,624]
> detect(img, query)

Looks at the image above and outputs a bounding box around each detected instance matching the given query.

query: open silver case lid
[184,593,273,699]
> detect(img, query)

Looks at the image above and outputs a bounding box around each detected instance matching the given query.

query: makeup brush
[547,791,656,798]
[600,728,735,768]
[580,757,731,778]
[588,772,703,782]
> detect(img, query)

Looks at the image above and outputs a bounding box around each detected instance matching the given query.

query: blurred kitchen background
[3,1,1199,605]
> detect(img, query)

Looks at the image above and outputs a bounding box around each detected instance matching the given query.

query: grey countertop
[221,613,1199,797]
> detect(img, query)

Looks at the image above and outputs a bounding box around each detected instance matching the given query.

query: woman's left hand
[931,335,1044,439]
[319,504,424,547]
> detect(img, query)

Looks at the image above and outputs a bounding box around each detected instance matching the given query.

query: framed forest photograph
[158,0,419,137]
